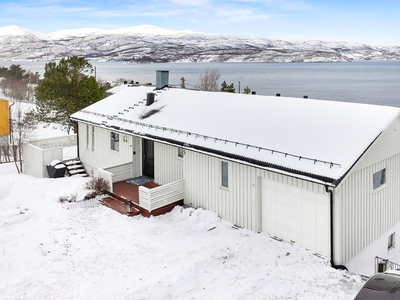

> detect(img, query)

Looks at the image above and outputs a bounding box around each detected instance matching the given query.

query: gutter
[325,185,348,271]
[70,116,338,186]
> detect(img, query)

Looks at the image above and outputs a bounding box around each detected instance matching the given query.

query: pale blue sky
[0,0,399,45]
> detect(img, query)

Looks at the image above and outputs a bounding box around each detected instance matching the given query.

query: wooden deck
[112,181,160,204]
[100,180,183,218]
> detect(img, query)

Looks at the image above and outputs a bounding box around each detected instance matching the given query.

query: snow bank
[0,162,363,299]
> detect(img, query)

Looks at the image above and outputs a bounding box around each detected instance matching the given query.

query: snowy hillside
[0,161,363,299]
[0,25,399,63]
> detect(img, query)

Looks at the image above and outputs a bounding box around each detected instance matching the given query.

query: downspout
[75,121,80,159]
[9,102,15,143]
[325,185,348,271]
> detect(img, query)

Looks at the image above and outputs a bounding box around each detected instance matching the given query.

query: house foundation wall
[345,223,400,276]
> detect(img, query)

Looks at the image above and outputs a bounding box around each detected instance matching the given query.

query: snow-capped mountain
[0,25,399,63]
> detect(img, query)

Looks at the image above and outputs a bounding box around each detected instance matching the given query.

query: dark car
[355,271,400,299]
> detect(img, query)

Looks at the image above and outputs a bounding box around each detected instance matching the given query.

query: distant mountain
[0,25,399,63]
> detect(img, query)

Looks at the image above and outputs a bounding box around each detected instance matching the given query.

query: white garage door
[262,178,330,257]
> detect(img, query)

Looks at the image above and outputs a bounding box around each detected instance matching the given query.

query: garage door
[262,178,330,257]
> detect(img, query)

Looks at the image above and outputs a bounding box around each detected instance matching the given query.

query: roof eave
[71,116,338,186]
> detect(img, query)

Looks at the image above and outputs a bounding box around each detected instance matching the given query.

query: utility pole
[238,81,240,93]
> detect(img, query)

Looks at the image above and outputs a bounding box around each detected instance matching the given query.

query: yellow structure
[0,98,10,136]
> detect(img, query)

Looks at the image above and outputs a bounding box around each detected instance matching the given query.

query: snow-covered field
[0,161,364,299]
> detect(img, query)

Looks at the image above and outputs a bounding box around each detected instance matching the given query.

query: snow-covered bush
[83,177,109,200]
[58,194,77,203]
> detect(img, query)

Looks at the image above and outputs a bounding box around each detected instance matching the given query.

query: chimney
[146,93,155,106]
[156,70,169,89]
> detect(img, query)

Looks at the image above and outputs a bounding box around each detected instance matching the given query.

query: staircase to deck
[64,159,88,177]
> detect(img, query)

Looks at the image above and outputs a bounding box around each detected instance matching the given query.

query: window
[373,169,386,190]
[110,132,120,151]
[178,147,184,158]
[86,124,89,149]
[91,126,95,151]
[221,161,228,188]
[388,232,395,250]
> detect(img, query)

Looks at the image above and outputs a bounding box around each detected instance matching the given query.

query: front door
[142,139,154,178]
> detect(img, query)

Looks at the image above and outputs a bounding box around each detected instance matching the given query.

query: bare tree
[7,102,37,173]
[0,65,38,102]
[0,78,36,101]
[196,68,220,91]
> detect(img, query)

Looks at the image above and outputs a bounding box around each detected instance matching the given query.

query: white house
[70,71,400,276]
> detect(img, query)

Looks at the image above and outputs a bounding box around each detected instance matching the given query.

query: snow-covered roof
[71,85,400,185]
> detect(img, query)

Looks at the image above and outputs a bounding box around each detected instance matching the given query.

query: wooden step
[63,158,89,177]
[100,197,141,216]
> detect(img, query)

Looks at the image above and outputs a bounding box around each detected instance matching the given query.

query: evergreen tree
[34,56,107,133]
[220,81,235,93]
[243,86,251,94]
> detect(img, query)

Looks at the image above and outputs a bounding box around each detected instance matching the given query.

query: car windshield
[355,273,400,300]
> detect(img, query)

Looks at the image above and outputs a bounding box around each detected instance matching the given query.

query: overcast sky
[0,0,399,46]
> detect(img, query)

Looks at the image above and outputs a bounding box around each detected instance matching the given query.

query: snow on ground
[0,162,363,300]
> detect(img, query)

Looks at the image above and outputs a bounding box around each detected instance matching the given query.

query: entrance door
[142,139,154,178]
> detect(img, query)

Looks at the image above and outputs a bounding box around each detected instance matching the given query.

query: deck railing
[375,256,400,273]
[139,179,185,212]
[98,162,133,193]
[98,168,114,193]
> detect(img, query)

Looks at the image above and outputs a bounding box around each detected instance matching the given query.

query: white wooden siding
[23,143,62,178]
[334,116,400,265]
[98,168,113,193]
[154,142,183,184]
[23,135,76,178]
[183,149,327,236]
[103,162,133,183]
[78,123,135,176]
[139,179,185,212]
[262,177,330,257]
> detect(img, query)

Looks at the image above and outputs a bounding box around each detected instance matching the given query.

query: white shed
[71,78,400,276]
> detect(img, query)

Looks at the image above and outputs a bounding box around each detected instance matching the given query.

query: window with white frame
[178,147,184,158]
[373,168,386,190]
[221,161,228,188]
[110,132,120,151]
[91,126,95,151]
[388,232,395,250]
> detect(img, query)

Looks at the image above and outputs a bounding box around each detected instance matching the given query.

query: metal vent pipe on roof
[146,93,155,106]
[303,95,308,99]
[156,70,169,89]
[276,93,280,97]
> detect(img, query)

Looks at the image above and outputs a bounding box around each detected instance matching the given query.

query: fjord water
[2,60,399,106]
